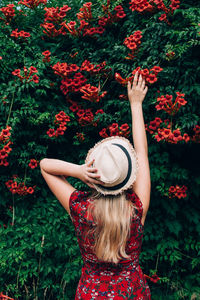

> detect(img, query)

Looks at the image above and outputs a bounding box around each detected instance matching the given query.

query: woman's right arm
[127,71,151,225]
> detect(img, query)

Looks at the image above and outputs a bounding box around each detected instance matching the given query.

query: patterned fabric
[69,189,151,299]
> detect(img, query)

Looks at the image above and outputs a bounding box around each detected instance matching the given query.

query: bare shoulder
[132,152,151,225]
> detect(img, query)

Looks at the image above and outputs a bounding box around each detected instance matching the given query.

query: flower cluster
[61,73,87,95]
[62,2,105,38]
[115,66,163,87]
[5,175,36,195]
[155,127,190,144]
[40,22,66,38]
[12,66,39,83]
[168,185,187,199]
[190,125,200,143]
[146,117,192,144]
[80,60,112,78]
[0,4,15,25]
[76,132,85,142]
[77,2,93,21]
[144,273,160,283]
[11,28,30,39]
[155,92,187,116]
[129,0,180,25]
[52,62,79,77]
[18,0,47,9]
[52,62,88,95]
[123,31,142,60]
[44,5,71,23]
[62,20,89,37]
[80,84,107,103]
[98,4,126,26]
[0,126,12,167]
[145,117,163,134]
[69,101,97,127]
[28,159,38,169]
[40,4,71,38]
[99,123,130,138]
[42,50,51,62]
[47,111,70,138]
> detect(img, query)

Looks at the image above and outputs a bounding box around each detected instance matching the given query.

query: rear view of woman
[40,70,151,299]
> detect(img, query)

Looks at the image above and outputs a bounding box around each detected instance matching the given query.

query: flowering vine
[129,0,180,25]
[10,29,31,40]
[80,83,107,103]
[12,66,39,84]
[0,126,12,167]
[0,4,15,25]
[18,0,47,9]
[115,66,163,86]
[99,123,130,138]
[5,175,36,195]
[47,111,70,138]
[123,30,143,60]
[168,185,187,199]
[42,50,51,62]
[40,4,71,37]
[145,92,198,144]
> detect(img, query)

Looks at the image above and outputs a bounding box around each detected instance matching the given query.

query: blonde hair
[84,190,138,265]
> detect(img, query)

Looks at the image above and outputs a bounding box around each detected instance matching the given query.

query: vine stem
[175,249,198,259]
[35,235,45,299]
[100,76,109,90]
[16,262,22,291]
[155,252,160,272]
[6,91,15,127]
[12,194,15,225]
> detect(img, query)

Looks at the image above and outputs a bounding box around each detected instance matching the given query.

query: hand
[127,70,148,105]
[79,159,104,189]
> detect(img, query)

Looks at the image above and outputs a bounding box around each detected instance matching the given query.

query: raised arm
[127,71,151,225]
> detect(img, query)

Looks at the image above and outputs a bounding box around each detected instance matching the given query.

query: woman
[40,70,151,299]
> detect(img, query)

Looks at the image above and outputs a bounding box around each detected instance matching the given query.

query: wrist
[77,164,84,180]
[130,102,142,108]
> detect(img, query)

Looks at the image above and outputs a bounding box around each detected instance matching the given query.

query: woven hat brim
[85,136,139,195]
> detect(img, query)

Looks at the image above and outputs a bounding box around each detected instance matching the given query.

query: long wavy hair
[84,189,138,265]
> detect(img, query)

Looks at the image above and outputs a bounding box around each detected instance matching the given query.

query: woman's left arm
[40,158,103,216]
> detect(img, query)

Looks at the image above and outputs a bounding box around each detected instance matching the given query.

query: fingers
[141,78,146,90]
[132,70,139,89]
[87,171,101,179]
[87,183,95,189]
[87,177,104,185]
[143,85,148,94]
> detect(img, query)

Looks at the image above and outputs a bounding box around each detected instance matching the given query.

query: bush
[0,0,200,299]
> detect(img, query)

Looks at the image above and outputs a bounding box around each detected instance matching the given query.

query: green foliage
[0,0,200,299]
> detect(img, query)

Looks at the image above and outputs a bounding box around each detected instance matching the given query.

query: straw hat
[85,136,139,195]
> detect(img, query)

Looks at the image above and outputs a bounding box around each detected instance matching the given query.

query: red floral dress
[69,189,151,299]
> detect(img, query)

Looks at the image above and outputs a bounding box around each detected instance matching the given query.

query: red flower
[47,128,55,137]
[99,128,108,138]
[150,274,160,283]
[12,69,21,76]
[28,159,38,169]
[42,50,51,56]
[95,109,104,115]
[29,66,38,73]
[120,123,129,131]
[32,74,39,83]
[27,187,34,194]
[70,104,79,112]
